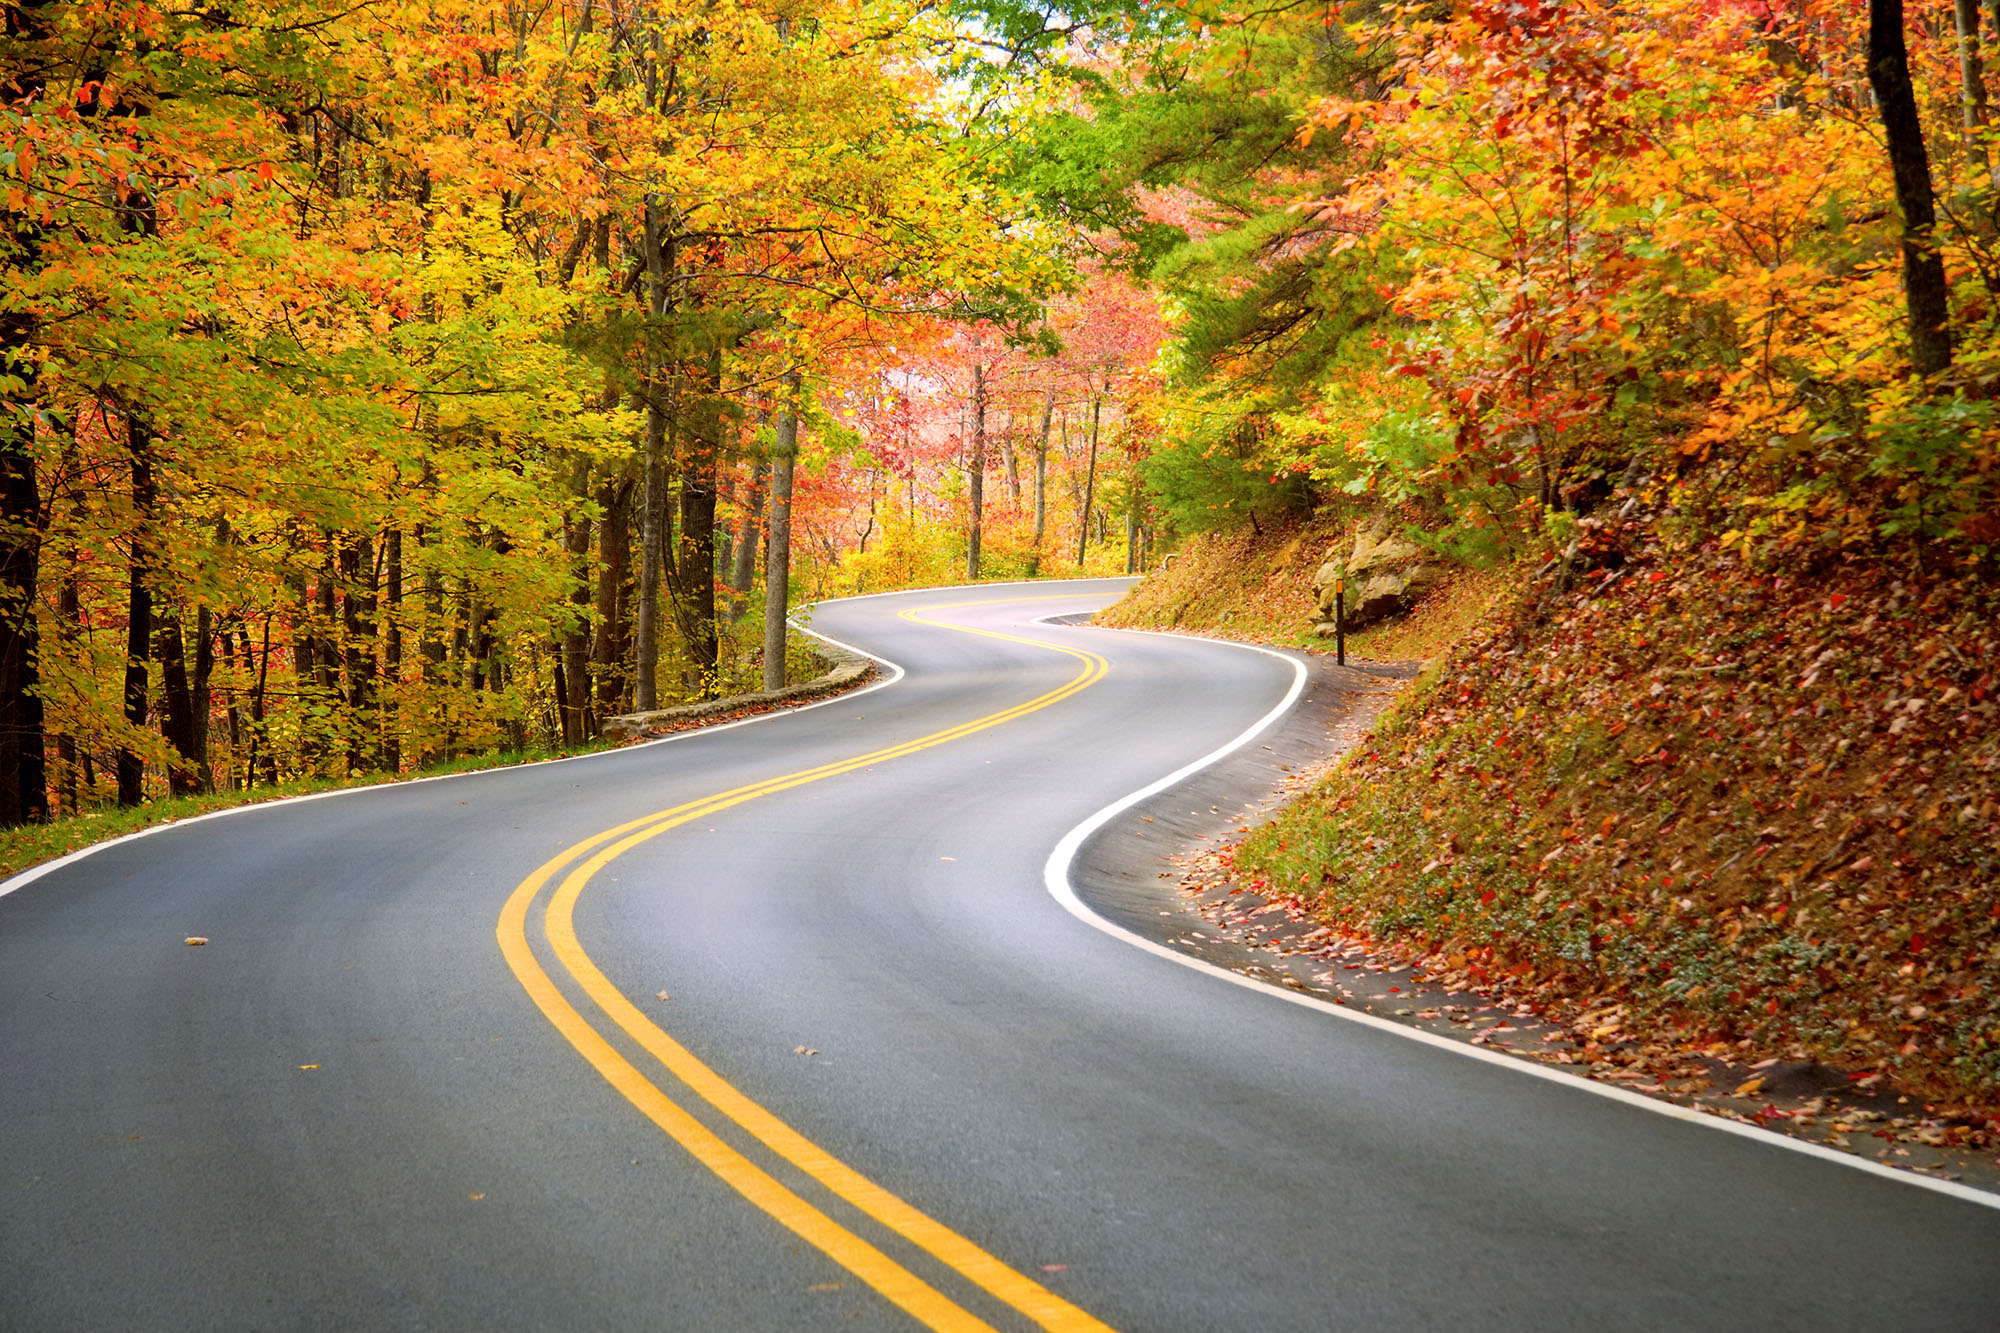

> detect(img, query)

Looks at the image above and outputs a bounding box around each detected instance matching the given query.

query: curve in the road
[1051,627,2000,1217]
[498,595,1119,1331]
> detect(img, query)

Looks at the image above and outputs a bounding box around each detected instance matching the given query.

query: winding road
[5,579,1998,1330]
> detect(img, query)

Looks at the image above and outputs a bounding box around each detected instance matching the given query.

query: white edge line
[0,577,1129,903]
[1041,625,2000,1214]
[0,626,907,905]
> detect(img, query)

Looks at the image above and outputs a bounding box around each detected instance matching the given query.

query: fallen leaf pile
[1227,519,1999,1124]
[1173,841,1998,1176]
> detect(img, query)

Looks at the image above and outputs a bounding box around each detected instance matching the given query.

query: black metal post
[1335,578,1346,666]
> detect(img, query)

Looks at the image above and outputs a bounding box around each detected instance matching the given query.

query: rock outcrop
[1311,518,1449,635]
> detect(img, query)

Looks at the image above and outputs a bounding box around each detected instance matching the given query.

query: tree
[1870,0,1954,377]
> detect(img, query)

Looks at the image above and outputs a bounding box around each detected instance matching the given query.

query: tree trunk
[763,372,800,693]
[1870,0,1955,376]
[593,467,634,719]
[634,195,678,711]
[560,461,593,745]
[1078,392,1102,569]
[117,427,156,807]
[55,573,77,813]
[468,532,505,697]
[192,603,212,791]
[728,452,766,622]
[383,527,403,771]
[965,362,986,582]
[340,532,377,770]
[156,605,202,796]
[1032,392,1052,549]
[0,0,51,826]
[248,617,276,786]
[635,413,669,711]
[219,629,242,790]
[668,345,723,695]
[0,379,45,824]
[314,561,339,700]
[1002,400,1020,509]
[418,523,445,683]
[1957,0,1995,189]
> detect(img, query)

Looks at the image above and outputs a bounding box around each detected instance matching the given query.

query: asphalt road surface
[5,579,1998,1331]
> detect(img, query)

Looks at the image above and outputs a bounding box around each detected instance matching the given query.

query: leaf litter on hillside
[1183,517,2000,1175]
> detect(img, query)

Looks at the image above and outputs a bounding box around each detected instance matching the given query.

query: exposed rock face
[1310,519,1449,634]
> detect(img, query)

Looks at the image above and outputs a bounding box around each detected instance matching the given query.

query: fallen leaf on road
[655,990,670,1001]
[185,937,208,946]
[794,1045,818,1056]
[1732,1076,1767,1098]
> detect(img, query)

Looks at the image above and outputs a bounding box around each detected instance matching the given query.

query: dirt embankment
[1107,514,2000,1139]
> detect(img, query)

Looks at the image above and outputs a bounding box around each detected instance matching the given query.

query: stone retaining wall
[599,641,876,743]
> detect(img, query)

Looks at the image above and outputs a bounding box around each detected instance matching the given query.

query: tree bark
[728,452,766,622]
[1126,497,1142,575]
[1870,0,1955,376]
[383,527,403,771]
[965,362,986,582]
[1957,0,1989,139]
[0,0,52,825]
[0,368,46,824]
[763,372,800,693]
[340,531,377,770]
[1961,0,2000,191]
[668,344,723,695]
[1032,392,1052,550]
[192,603,212,790]
[560,461,593,745]
[1078,392,1102,569]
[247,617,277,787]
[593,467,634,719]
[634,196,678,711]
[117,426,156,807]
[1002,399,1020,509]
[156,605,203,796]
[55,571,77,812]
[635,417,670,711]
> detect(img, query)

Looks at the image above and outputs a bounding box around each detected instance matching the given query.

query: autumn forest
[4,0,1997,831]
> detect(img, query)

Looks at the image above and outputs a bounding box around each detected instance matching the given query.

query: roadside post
[1335,575,1346,666]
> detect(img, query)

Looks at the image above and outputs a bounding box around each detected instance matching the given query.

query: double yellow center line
[496,602,1116,1331]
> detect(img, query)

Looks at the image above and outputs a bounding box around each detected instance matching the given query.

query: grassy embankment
[0,629,835,885]
[1104,514,2000,1122]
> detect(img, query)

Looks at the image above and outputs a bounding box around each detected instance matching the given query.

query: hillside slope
[1097,511,1501,661]
[1107,516,2000,1125]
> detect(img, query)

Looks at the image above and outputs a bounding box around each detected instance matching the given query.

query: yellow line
[498,602,1116,1331]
